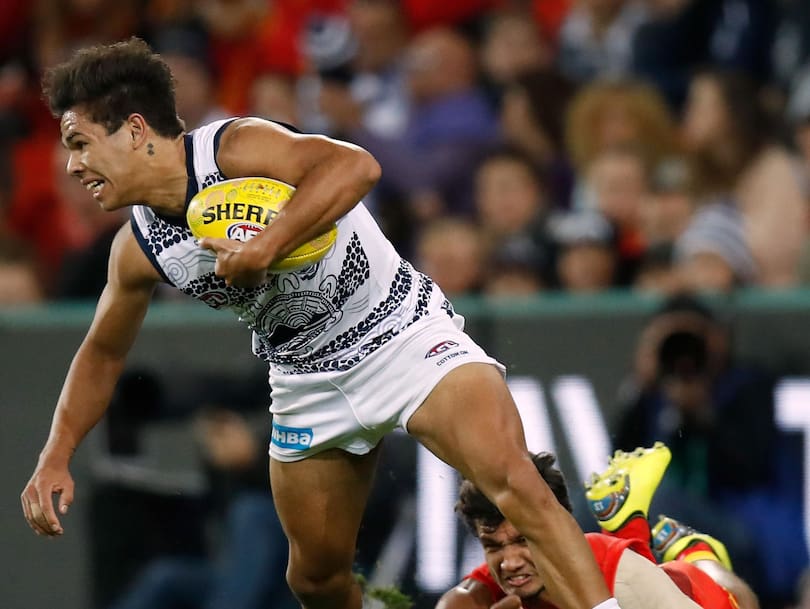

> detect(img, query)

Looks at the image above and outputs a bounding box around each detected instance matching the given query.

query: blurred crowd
[1,0,810,304]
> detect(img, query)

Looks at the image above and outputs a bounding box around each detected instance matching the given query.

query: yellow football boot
[585,442,672,531]
[651,515,733,570]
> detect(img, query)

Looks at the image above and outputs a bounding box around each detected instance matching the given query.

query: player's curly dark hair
[455,452,573,534]
[42,37,184,137]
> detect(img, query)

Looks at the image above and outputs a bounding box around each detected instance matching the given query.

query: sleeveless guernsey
[129,118,454,377]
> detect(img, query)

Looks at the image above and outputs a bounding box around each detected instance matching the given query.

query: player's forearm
[40,344,127,464]
[252,145,381,264]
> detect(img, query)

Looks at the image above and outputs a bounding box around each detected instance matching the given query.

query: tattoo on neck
[147,143,155,156]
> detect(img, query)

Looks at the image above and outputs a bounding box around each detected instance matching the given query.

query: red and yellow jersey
[464,532,737,609]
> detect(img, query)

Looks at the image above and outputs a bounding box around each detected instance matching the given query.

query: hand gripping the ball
[199,236,270,288]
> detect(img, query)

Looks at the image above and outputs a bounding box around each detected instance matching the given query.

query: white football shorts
[267,312,505,462]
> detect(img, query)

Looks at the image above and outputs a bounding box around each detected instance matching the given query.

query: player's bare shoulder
[436,578,495,609]
[107,221,163,290]
[214,117,302,181]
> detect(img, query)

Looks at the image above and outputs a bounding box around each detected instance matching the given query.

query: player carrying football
[23,37,621,609]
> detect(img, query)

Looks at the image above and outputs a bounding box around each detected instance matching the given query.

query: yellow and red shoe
[651,515,733,570]
[585,442,672,532]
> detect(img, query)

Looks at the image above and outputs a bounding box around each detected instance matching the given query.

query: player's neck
[136,134,189,215]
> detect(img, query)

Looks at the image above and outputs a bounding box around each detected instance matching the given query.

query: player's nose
[65,151,84,176]
[500,546,525,570]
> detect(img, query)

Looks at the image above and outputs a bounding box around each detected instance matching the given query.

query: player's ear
[127,113,149,150]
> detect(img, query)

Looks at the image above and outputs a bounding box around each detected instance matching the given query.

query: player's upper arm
[81,223,161,358]
[436,579,493,609]
[215,117,381,188]
[614,549,703,609]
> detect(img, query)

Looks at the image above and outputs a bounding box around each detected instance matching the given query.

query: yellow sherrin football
[186,176,338,273]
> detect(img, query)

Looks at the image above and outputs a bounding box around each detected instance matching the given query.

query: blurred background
[3,1,810,608]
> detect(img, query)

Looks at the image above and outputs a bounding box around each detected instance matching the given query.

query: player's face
[479,521,546,601]
[60,108,138,211]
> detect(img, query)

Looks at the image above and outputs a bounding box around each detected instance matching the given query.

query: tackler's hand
[199,237,269,288]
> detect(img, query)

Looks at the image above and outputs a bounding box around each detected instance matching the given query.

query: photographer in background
[614,294,806,608]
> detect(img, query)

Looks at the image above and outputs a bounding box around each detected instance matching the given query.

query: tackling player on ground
[440,442,759,609]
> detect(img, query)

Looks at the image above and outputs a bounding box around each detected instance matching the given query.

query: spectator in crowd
[672,199,757,293]
[150,25,229,131]
[414,217,486,298]
[498,68,579,209]
[556,0,649,84]
[313,0,411,141]
[479,9,554,90]
[0,237,44,305]
[483,234,547,297]
[632,157,696,295]
[680,68,807,288]
[474,145,559,298]
[0,58,37,200]
[193,0,346,115]
[580,145,650,285]
[632,242,680,296]
[32,0,140,70]
[632,0,778,112]
[548,210,618,293]
[639,156,696,249]
[247,72,300,127]
[346,26,500,232]
[475,149,551,241]
[564,77,678,199]
[613,294,807,601]
[5,134,88,288]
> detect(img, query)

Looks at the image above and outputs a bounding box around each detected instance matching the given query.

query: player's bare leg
[270,447,380,609]
[407,362,611,609]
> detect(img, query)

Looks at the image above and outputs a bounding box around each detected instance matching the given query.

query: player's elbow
[352,147,382,189]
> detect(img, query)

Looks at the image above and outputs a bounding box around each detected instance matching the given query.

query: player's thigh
[406,362,530,483]
[270,447,380,575]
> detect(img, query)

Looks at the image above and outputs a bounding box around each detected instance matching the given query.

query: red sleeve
[465,534,657,607]
[466,564,506,605]
[585,532,656,594]
[661,562,740,609]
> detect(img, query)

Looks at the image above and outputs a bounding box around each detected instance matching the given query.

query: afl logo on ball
[425,340,460,358]
[226,222,263,242]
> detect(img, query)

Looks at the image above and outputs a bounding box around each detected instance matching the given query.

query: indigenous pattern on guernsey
[129,117,454,374]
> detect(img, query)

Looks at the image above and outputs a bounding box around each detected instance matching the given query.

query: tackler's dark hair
[455,452,573,533]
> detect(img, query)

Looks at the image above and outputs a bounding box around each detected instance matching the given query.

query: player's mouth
[504,574,534,588]
[83,178,106,200]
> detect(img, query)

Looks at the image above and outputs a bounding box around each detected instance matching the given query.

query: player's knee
[286,560,357,608]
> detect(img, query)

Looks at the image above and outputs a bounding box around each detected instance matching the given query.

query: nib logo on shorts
[425,340,460,358]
